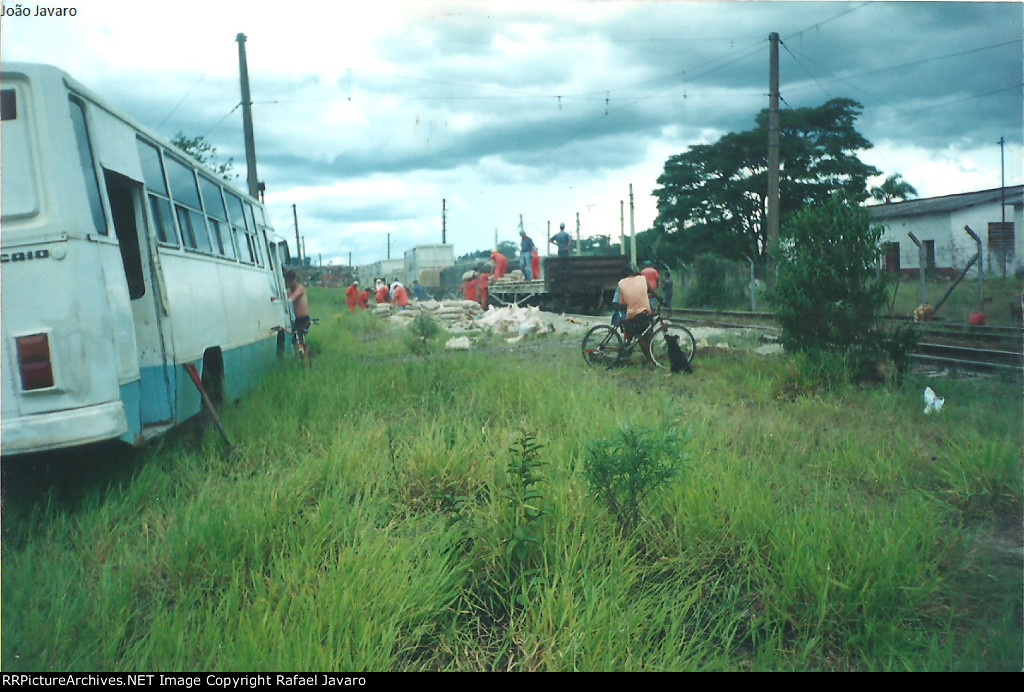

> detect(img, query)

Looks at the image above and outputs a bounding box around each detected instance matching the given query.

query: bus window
[225,191,253,264]
[137,139,179,246]
[200,176,237,260]
[68,97,107,235]
[137,139,168,195]
[1,88,16,120]
[148,197,177,245]
[166,156,212,253]
[244,203,263,266]
[1,86,39,219]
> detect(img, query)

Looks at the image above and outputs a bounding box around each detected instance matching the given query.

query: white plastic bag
[923,387,945,415]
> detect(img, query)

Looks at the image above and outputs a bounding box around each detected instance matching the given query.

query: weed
[405,312,442,358]
[504,429,546,566]
[583,425,690,534]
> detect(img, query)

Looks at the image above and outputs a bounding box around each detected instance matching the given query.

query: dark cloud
[3,1,1020,265]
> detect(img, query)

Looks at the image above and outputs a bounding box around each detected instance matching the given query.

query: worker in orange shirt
[393,282,411,310]
[346,280,359,313]
[375,281,390,305]
[490,250,508,280]
[532,248,541,281]
[358,285,370,310]
[478,270,489,308]
[461,271,478,303]
[641,261,660,295]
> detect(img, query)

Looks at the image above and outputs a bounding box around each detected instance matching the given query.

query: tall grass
[2,303,1020,671]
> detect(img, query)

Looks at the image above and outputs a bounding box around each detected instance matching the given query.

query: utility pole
[620,200,625,255]
[999,136,1007,278]
[292,204,301,264]
[629,184,636,267]
[575,212,581,255]
[442,199,447,244]
[387,233,390,260]
[767,32,781,285]
[236,33,261,201]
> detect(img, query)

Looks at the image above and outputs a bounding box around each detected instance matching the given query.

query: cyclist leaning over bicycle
[612,265,661,364]
[285,270,311,339]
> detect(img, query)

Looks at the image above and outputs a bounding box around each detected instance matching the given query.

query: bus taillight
[16,334,54,390]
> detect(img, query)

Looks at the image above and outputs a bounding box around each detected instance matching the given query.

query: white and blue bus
[1,63,293,456]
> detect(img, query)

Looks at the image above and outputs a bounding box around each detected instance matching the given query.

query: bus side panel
[222,335,281,400]
[157,251,289,416]
[0,239,133,454]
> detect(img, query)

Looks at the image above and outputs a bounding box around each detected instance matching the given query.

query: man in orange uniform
[640,261,659,295]
[345,280,359,313]
[375,281,390,305]
[477,270,489,308]
[358,286,370,310]
[490,250,508,280]
[461,271,478,303]
[393,282,411,310]
[531,249,541,281]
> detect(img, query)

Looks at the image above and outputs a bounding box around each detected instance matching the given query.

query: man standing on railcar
[519,230,536,281]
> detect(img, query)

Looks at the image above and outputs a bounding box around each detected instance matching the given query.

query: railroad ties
[667,309,1023,377]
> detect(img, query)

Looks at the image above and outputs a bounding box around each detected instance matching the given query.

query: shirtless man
[285,270,311,335]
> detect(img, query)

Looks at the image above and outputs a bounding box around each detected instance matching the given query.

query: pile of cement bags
[377,300,553,344]
[377,299,484,331]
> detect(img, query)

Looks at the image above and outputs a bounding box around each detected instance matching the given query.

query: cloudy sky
[3,1,1021,266]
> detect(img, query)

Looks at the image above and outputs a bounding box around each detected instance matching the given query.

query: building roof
[867,185,1023,221]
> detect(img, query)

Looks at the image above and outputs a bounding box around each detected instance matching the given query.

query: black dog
[665,334,693,374]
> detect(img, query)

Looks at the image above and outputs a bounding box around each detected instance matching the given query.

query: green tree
[870,173,919,203]
[651,98,881,265]
[578,234,616,255]
[171,132,236,181]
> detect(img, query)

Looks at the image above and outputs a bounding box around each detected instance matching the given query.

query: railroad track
[913,343,1022,374]
[666,308,1023,376]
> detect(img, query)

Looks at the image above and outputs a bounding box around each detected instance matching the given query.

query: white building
[357,258,404,287]
[868,185,1023,278]
[404,244,455,287]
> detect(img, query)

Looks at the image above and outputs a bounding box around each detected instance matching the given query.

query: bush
[772,196,916,382]
[582,425,689,534]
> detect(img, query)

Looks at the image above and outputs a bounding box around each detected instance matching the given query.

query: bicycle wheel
[581,325,624,368]
[295,336,312,369]
[649,323,697,370]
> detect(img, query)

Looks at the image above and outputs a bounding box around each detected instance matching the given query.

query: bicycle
[292,317,319,369]
[581,307,696,370]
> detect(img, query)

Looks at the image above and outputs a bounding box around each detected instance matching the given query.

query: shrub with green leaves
[405,311,442,358]
[772,195,916,381]
[583,425,689,533]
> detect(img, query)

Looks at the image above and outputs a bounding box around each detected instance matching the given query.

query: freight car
[489,254,631,314]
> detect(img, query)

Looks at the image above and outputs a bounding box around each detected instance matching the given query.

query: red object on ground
[969,312,987,326]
